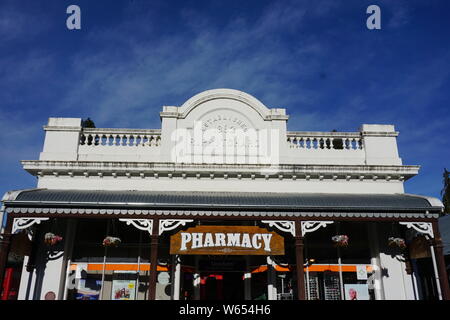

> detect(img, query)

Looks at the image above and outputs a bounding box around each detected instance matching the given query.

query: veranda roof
[2,189,442,219]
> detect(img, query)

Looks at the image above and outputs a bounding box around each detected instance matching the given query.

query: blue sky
[0,0,449,200]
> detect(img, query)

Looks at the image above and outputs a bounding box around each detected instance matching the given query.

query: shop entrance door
[198,255,246,300]
[200,272,244,300]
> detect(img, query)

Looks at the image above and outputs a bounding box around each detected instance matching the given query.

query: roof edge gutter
[3,200,441,214]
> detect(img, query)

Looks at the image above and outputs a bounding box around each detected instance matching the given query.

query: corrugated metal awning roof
[5,189,440,211]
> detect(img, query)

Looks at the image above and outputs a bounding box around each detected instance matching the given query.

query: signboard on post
[170,225,284,255]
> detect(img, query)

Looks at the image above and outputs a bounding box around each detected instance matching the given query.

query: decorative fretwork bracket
[119,219,153,235]
[12,218,49,234]
[399,222,434,239]
[119,219,193,235]
[301,221,334,236]
[159,219,193,235]
[261,221,295,237]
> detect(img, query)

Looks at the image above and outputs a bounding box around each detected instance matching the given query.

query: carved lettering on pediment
[201,114,249,134]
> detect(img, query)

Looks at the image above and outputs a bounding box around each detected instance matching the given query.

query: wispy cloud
[0,0,51,44]
[0,0,449,200]
[55,1,330,128]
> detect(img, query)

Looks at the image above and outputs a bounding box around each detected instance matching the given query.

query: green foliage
[443,168,450,214]
[81,117,96,128]
[331,129,343,150]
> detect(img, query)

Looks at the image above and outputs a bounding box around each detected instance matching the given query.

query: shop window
[303,222,374,300]
[68,219,152,300]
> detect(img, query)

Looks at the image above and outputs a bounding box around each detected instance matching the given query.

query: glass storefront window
[68,219,151,300]
[303,222,375,300]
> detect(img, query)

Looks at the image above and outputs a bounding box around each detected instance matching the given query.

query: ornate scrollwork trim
[159,219,193,235]
[301,221,334,236]
[119,219,153,235]
[261,221,295,237]
[399,222,434,239]
[12,218,49,234]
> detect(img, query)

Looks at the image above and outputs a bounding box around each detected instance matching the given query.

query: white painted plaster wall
[36,175,405,194]
[377,224,416,300]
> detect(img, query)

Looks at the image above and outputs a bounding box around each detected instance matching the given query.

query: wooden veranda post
[294,221,306,300]
[0,216,13,292]
[432,221,450,300]
[148,218,159,300]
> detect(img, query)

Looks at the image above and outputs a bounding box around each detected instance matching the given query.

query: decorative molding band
[261,220,295,237]
[399,222,434,239]
[119,219,153,235]
[159,219,193,235]
[21,160,420,181]
[301,221,334,236]
[5,207,440,219]
[12,217,49,234]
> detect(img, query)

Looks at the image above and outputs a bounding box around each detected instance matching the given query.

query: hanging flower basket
[44,232,63,246]
[332,235,349,247]
[388,237,406,249]
[103,236,121,247]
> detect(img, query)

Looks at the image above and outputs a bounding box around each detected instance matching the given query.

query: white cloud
[55,1,328,128]
[0,1,50,44]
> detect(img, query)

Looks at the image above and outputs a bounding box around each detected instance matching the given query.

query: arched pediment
[170,88,287,121]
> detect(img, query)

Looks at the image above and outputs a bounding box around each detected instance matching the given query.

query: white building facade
[0,89,448,300]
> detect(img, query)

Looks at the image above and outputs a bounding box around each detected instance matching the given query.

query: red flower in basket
[103,236,121,247]
[332,235,349,247]
[44,232,63,246]
[388,237,406,249]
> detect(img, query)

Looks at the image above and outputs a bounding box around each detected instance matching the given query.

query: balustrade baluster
[320,138,325,149]
[135,135,141,146]
[78,130,160,148]
[129,135,134,146]
[285,133,363,152]
[80,134,86,145]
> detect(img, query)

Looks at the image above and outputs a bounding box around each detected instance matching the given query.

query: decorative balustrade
[79,128,161,147]
[287,131,363,151]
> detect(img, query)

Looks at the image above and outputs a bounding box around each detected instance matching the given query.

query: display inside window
[111,271,137,300]
[344,284,370,300]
